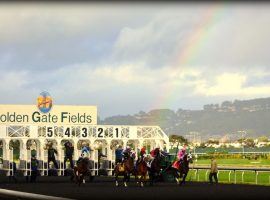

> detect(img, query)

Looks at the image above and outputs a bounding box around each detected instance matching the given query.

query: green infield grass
[185,168,270,186]
[194,158,270,167]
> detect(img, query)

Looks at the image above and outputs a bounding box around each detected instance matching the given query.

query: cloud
[0,3,270,117]
[0,3,155,70]
[0,70,29,91]
[194,72,270,97]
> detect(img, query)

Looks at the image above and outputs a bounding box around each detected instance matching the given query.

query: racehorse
[147,150,165,186]
[134,158,148,187]
[114,155,134,187]
[171,153,193,185]
[73,157,91,186]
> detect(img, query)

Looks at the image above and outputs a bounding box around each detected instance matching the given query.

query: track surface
[0,176,270,200]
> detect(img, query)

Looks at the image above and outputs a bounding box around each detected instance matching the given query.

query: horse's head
[76,157,90,174]
[187,153,193,164]
[160,150,169,157]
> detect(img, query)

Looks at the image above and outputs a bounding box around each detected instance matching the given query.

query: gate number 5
[47,127,53,137]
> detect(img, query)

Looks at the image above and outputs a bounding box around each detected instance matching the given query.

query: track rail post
[255,171,259,185]
[205,170,209,181]
[234,170,236,184]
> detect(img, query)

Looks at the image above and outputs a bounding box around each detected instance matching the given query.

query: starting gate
[0,104,170,177]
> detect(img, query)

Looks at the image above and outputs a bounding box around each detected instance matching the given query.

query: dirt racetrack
[0,176,269,200]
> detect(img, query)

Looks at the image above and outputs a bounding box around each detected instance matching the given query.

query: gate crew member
[209,157,218,184]
[64,141,74,169]
[30,155,39,183]
[47,142,59,169]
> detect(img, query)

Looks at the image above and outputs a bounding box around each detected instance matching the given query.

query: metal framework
[0,124,169,176]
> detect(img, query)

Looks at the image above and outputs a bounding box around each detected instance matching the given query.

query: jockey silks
[115,148,123,159]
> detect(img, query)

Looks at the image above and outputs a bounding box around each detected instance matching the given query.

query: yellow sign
[0,105,97,125]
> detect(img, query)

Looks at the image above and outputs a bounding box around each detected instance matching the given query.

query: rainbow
[152,3,228,115]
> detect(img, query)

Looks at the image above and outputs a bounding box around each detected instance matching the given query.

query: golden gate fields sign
[0,105,97,125]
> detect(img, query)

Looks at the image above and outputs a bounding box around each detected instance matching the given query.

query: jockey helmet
[126,146,131,152]
[141,147,146,153]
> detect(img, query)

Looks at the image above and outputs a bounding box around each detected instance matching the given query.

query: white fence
[190,166,270,185]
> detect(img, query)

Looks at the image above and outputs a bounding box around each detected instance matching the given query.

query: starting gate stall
[43,139,60,176]
[93,139,109,176]
[26,139,40,176]
[60,139,74,176]
[9,138,26,177]
[110,140,124,173]
[77,139,96,176]
[0,139,13,177]
[0,104,170,178]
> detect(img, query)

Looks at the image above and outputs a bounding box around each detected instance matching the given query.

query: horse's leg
[127,173,130,182]
[140,174,144,187]
[174,169,180,185]
[70,170,75,182]
[140,174,145,187]
[178,171,184,186]
[82,173,86,184]
[115,172,119,187]
[89,174,94,182]
[180,173,187,186]
[149,172,153,186]
[74,168,79,184]
[123,173,128,187]
[134,172,139,185]
[83,178,86,184]
[80,174,85,186]
[78,174,82,186]
[144,172,147,186]
[135,171,140,186]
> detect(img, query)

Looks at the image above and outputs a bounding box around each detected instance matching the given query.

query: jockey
[81,145,91,158]
[150,147,160,158]
[122,146,132,161]
[130,148,136,160]
[136,147,146,167]
[148,147,160,167]
[177,145,187,164]
[139,147,146,159]
[115,145,123,164]
[77,142,91,164]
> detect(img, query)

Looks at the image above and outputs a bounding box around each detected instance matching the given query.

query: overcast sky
[0,2,270,118]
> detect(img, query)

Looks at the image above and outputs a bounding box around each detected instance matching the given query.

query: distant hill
[100,97,270,141]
